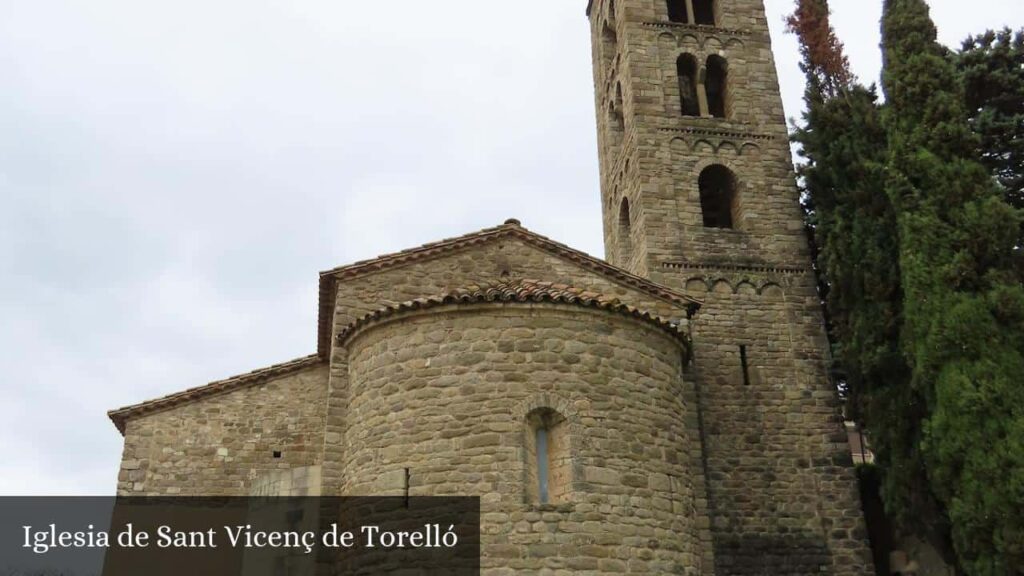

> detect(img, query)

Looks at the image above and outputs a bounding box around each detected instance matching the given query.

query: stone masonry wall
[590,0,874,574]
[115,363,328,496]
[320,235,697,497]
[593,0,809,272]
[341,302,714,574]
[658,269,872,576]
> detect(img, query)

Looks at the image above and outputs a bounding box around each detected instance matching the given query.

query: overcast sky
[1,0,1021,495]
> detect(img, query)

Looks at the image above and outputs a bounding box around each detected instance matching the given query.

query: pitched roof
[336,278,691,347]
[110,222,699,435]
[107,354,323,435]
[316,219,701,358]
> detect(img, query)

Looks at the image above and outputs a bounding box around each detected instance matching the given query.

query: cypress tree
[788,0,943,560]
[882,0,1024,572]
[957,28,1024,276]
[957,28,1024,214]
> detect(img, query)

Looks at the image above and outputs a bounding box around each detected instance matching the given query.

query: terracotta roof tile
[336,279,691,348]
[107,354,323,435]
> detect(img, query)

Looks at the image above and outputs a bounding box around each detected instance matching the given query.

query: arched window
[607,100,624,152]
[607,83,625,150]
[601,21,617,67]
[699,165,738,229]
[610,102,624,131]
[705,55,728,118]
[693,0,715,25]
[618,197,633,263]
[667,0,689,23]
[526,408,570,504]
[677,54,700,117]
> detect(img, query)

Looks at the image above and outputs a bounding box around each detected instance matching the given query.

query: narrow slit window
[740,345,750,386]
[526,408,569,505]
[618,197,632,264]
[536,427,550,504]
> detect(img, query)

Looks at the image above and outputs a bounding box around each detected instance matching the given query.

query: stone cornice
[641,21,754,37]
[661,261,810,275]
[659,126,777,141]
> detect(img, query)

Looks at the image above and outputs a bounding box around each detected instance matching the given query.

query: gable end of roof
[315,221,701,358]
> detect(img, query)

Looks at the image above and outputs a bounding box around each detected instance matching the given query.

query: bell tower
[587,1,875,574]
[589,0,809,276]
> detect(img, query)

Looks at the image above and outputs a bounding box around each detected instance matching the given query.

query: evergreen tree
[957,29,1024,214]
[882,1,1024,572]
[958,28,1024,281]
[788,0,947,561]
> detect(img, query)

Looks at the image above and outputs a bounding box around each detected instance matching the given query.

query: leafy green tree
[882,0,1024,572]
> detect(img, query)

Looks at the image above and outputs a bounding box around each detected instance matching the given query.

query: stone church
[109,0,874,573]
